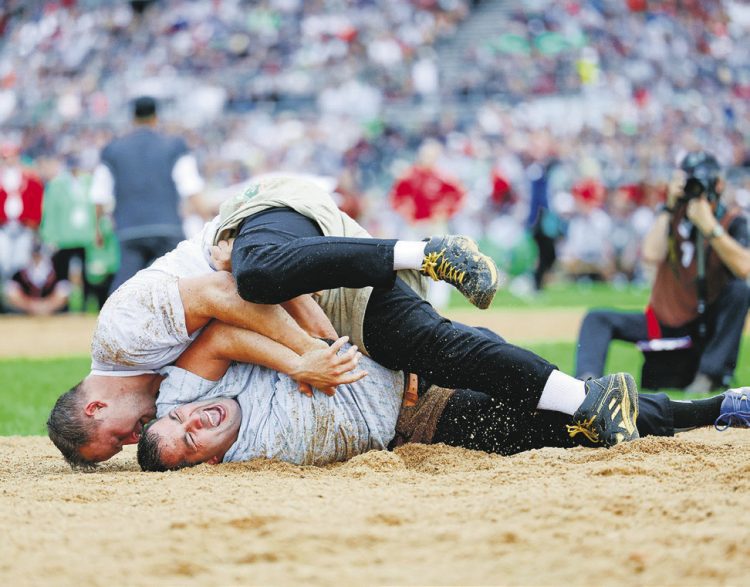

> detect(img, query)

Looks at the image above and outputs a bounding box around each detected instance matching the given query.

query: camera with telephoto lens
[679,151,721,203]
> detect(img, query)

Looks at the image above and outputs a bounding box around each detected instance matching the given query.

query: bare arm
[687,198,750,279]
[642,171,684,266]
[179,272,327,355]
[281,295,338,340]
[641,210,671,266]
[175,322,366,395]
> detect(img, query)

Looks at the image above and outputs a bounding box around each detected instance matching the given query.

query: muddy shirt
[156,346,404,466]
[90,220,217,376]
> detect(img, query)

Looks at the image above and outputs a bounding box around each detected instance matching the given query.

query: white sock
[393,241,427,270]
[536,370,587,415]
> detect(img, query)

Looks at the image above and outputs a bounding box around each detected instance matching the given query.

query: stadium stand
[0,0,749,298]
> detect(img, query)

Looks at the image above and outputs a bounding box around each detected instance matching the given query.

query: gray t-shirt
[156,347,404,466]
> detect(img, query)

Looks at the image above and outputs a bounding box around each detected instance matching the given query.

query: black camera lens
[684,177,705,200]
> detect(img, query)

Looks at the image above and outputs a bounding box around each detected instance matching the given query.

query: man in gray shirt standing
[90,96,206,294]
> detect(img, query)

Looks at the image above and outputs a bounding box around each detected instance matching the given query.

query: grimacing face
[79,393,157,463]
[148,398,242,469]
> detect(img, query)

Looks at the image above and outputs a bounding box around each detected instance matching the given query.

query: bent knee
[233,260,285,303]
[581,309,612,329]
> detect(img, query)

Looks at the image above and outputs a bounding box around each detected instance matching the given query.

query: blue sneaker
[714,388,750,431]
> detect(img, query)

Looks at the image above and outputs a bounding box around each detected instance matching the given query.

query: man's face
[148,398,241,469]
[79,393,157,463]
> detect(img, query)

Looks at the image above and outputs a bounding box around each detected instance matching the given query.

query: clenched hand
[289,336,368,397]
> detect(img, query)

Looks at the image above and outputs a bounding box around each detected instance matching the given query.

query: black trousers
[109,234,183,295]
[434,389,673,455]
[431,327,672,455]
[232,208,555,412]
[575,279,750,384]
[51,247,112,310]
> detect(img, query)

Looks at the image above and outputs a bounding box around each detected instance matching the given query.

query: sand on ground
[1,312,749,585]
[2,431,749,586]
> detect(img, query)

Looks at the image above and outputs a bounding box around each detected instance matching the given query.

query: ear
[207,455,221,465]
[83,400,106,417]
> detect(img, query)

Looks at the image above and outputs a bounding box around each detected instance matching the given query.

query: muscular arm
[175,322,366,395]
[179,272,327,355]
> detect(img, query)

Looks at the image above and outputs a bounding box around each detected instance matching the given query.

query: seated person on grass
[138,324,749,472]
[4,239,71,315]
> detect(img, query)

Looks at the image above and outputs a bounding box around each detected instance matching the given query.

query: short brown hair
[138,426,191,472]
[47,381,99,469]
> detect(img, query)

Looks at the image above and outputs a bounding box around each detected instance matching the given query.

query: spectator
[40,155,113,311]
[4,237,71,315]
[0,141,44,288]
[559,178,613,282]
[90,96,206,294]
[525,146,567,292]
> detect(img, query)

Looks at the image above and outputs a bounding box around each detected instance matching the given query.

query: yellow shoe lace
[566,416,601,443]
[421,250,466,285]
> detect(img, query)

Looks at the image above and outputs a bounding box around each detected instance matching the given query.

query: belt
[403,372,419,407]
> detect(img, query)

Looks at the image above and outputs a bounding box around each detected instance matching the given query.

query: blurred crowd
[1,0,750,313]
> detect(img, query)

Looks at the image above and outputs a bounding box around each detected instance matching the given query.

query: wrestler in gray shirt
[148,345,404,469]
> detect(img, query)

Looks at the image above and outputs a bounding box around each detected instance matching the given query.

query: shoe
[684,373,715,395]
[567,373,640,447]
[421,236,499,309]
[714,388,750,431]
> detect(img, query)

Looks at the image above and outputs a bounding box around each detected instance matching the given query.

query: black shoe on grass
[421,235,499,309]
[567,373,640,447]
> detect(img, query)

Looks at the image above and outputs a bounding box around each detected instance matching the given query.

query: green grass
[0,356,89,435]
[3,336,744,436]
[447,281,651,310]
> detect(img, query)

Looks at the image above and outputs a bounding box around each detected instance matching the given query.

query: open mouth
[202,405,226,428]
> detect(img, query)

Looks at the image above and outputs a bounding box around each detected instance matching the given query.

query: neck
[87,372,162,399]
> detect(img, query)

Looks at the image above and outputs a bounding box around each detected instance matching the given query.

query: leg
[109,238,148,294]
[636,393,674,437]
[231,208,397,303]
[433,389,546,456]
[432,389,695,457]
[697,279,750,385]
[364,279,554,412]
[231,207,497,308]
[575,309,649,378]
[533,226,556,291]
[178,271,323,355]
[232,208,629,442]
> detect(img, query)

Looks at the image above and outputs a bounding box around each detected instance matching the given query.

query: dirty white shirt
[156,346,404,466]
[90,218,220,376]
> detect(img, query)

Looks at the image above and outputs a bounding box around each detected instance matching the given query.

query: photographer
[576,152,750,393]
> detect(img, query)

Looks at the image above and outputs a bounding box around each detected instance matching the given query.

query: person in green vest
[40,155,119,311]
